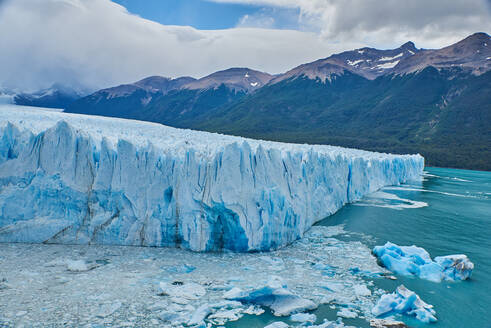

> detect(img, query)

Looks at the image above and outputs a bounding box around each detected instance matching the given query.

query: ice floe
[372,285,437,323]
[373,242,474,282]
[223,276,317,316]
[353,191,428,210]
[290,312,317,322]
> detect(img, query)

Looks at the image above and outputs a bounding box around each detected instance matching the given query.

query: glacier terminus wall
[0,106,424,251]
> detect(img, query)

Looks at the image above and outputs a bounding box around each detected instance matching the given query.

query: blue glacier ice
[372,285,437,323]
[373,242,473,282]
[223,276,317,316]
[0,106,424,251]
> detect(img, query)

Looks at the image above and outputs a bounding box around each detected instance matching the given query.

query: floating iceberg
[373,242,473,282]
[372,285,437,323]
[0,106,423,251]
[264,322,289,328]
[224,276,317,316]
[291,312,316,322]
[434,255,474,281]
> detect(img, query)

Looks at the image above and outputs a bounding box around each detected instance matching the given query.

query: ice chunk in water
[224,276,317,316]
[291,312,316,322]
[158,282,206,300]
[264,322,289,328]
[373,242,473,282]
[434,255,474,281]
[372,285,437,323]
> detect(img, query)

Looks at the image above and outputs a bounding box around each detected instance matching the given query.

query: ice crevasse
[0,107,424,251]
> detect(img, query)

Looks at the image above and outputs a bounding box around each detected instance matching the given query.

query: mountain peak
[400,41,417,51]
[467,32,490,40]
[456,32,491,45]
[183,67,273,92]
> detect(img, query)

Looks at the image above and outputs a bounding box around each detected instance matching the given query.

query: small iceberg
[434,255,474,281]
[264,322,289,328]
[373,242,473,282]
[372,285,437,323]
[223,276,317,316]
[290,312,316,323]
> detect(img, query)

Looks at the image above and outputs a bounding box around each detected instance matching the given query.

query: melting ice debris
[264,322,289,328]
[311,318,350,328]
[369,318,408,328]
[434,255,474,281]
[353,284,372,297]
[290,312,317,322]
[96,301,122,318]
[337,307,358,318]
[0,278,10,290]
[66,259,97,272]
[373,242,473,282]
[165,264,196,274]
[224,276,317,316]
[0,106,423,252]
[158,281,206,302]
[372,285,437,323]
[354,191,427,210]
[0,226,386,327]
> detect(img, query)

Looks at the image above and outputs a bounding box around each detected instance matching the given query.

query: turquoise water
[321,167,491,328]
[230,167,491,327]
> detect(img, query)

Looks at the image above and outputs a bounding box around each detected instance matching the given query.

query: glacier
[0,106,423,251]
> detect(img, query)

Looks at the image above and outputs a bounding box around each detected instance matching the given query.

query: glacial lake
[230,167,491,328]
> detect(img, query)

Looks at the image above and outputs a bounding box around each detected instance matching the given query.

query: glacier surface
[0,106,423,251]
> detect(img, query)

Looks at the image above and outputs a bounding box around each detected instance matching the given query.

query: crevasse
[0,107,424,251]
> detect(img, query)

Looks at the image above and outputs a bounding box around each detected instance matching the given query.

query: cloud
[211,0,491,48]
[237,13,276,29]
[0,0,364,91]
[0,0,489,92]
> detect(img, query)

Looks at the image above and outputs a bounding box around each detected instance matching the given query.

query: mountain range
[5,32,491,170]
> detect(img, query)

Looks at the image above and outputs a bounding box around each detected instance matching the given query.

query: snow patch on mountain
[347,59,364,66]
[376,60,400,69]
[379,53,403,62]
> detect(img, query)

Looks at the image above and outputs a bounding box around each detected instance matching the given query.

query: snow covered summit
[0,106,424,251]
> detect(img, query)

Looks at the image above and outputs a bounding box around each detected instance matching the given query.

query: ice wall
[0,106,424,251]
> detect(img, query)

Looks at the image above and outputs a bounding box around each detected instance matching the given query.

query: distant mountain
[61,33,491,170]
[270,32,490,84]
[183,67,273,92]
[270,40,420,83]
[66,68,271,123]
[67,76,197,118]
[13,84,88,109]
[393,32,491,75]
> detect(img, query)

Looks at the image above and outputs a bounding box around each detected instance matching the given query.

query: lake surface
[231,167,491,327]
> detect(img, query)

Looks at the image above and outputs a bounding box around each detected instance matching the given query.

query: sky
[0,0,489,92]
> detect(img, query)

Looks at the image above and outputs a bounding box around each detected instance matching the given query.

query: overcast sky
[0,0,489,92]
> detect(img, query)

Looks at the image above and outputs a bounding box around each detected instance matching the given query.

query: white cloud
[211,0,491,48]
[0,0,363,91]
[0,0,489,91]
[237,13,276,29]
